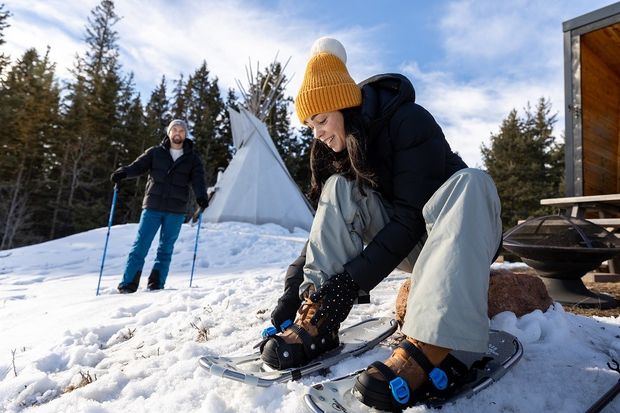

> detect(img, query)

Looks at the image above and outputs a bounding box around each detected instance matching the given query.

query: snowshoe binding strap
[288,324,330,359]
[398,340,449,390]
[368,361,410,407]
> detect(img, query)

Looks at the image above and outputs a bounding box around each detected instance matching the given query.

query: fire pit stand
[503,215,620,309]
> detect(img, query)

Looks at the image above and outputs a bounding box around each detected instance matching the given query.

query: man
[111,119,209,293]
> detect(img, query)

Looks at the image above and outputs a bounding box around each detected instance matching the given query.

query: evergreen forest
[0,1,564,250]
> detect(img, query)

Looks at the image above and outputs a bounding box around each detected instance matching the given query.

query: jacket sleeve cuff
[343,259,378,293]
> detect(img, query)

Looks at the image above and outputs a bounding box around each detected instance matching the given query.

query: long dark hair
[308,107,377,202]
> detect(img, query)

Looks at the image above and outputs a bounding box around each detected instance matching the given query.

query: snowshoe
[303,329,522,412]
[199,317,398,387]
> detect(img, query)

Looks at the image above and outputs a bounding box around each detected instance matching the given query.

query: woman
[260,37,502,411]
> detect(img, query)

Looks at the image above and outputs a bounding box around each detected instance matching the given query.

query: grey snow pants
[300,168,502,352]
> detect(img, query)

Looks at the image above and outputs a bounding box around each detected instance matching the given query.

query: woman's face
[304,111,346,153]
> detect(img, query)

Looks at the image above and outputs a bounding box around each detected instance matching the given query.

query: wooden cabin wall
[581,27,620,195]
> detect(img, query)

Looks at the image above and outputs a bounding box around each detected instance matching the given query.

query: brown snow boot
[354,337,451,411]
[260,291,341,370]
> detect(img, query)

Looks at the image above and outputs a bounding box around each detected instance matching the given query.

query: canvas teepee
[202,59,314,231]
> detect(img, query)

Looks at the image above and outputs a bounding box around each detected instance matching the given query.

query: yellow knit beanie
[295,37,362,123]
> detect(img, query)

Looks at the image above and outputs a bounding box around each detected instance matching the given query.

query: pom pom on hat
[295,37,361,123]
[310,37,347,64]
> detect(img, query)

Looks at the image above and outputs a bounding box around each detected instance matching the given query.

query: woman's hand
[271,292,301,332]
[310,272,359,334]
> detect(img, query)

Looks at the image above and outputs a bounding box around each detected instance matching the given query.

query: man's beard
[172,136,183,144]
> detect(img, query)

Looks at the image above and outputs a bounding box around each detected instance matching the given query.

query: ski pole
[189,211,203,288]
[96,184,119,296]
[586,359,620,413]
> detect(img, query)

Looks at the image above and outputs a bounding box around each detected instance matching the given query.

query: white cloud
[439,0,565,70]
[2,0,615,169]
[398,0,615,167]
[401,61,563,168]
[2,1,91,81]
[1,0,383,111]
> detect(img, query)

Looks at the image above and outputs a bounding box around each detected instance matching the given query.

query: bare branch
[11,348,17,377]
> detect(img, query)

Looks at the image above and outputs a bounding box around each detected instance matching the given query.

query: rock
[394,268,553,325]
[394,276,411,326]
[487,268,554,317]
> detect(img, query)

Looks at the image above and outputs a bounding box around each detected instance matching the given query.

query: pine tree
[0,4,8,45]
[0,4,10,76]
[0,48,60,248]
[114,74,147,223]
[253,61,293,157]
[525,98,563,198]
[185,61,228,187]
[220,87,238,157]
[61,0,126,234]
[171,74,189,120]
[144,75,171,147]
[481,99,563,230]
[240,59,312,195]
[289,126,314,195]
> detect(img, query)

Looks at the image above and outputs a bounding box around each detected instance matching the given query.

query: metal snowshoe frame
[198,317,398,387]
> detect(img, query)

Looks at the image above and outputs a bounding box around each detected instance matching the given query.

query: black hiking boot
[259,294,342,370]
[117,271,141,294]
[147,269,162,290]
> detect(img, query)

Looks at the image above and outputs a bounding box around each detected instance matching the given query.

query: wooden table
[540,194,620,278]
[540,194,620,227]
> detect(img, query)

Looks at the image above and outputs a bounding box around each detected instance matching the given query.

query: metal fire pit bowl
[503,215,620,309]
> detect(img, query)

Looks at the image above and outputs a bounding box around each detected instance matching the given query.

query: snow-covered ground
[0,221,619,412]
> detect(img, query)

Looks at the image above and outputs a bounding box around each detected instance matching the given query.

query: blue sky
[2,0,617,167]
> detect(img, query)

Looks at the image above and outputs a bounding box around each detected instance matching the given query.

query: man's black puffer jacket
[118,137,207,214]
[343,74,467,292]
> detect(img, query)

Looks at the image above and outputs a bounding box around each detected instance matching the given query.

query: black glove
[271,291,301,332]
[197,196,209,208]
[310,271,359,334]
[110,170,127,184]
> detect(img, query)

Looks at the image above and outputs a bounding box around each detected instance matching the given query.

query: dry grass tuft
[64,370,96,393]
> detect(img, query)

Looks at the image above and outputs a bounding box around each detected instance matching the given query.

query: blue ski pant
[119,208,185,289]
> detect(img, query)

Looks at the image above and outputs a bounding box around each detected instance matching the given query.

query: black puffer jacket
[344,74,466,291]
[282,74,466,296]
[119,137,207,214]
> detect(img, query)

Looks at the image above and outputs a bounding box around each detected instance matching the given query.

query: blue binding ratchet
[261,319,293,337]
[389,377,410,405]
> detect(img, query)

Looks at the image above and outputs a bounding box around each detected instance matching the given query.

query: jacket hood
[358,73,416,133]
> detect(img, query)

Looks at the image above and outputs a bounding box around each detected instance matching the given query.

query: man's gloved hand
[110,170,127,184]
[271,291,301,332]
[197,196,209,209]
[310,271,359,334]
